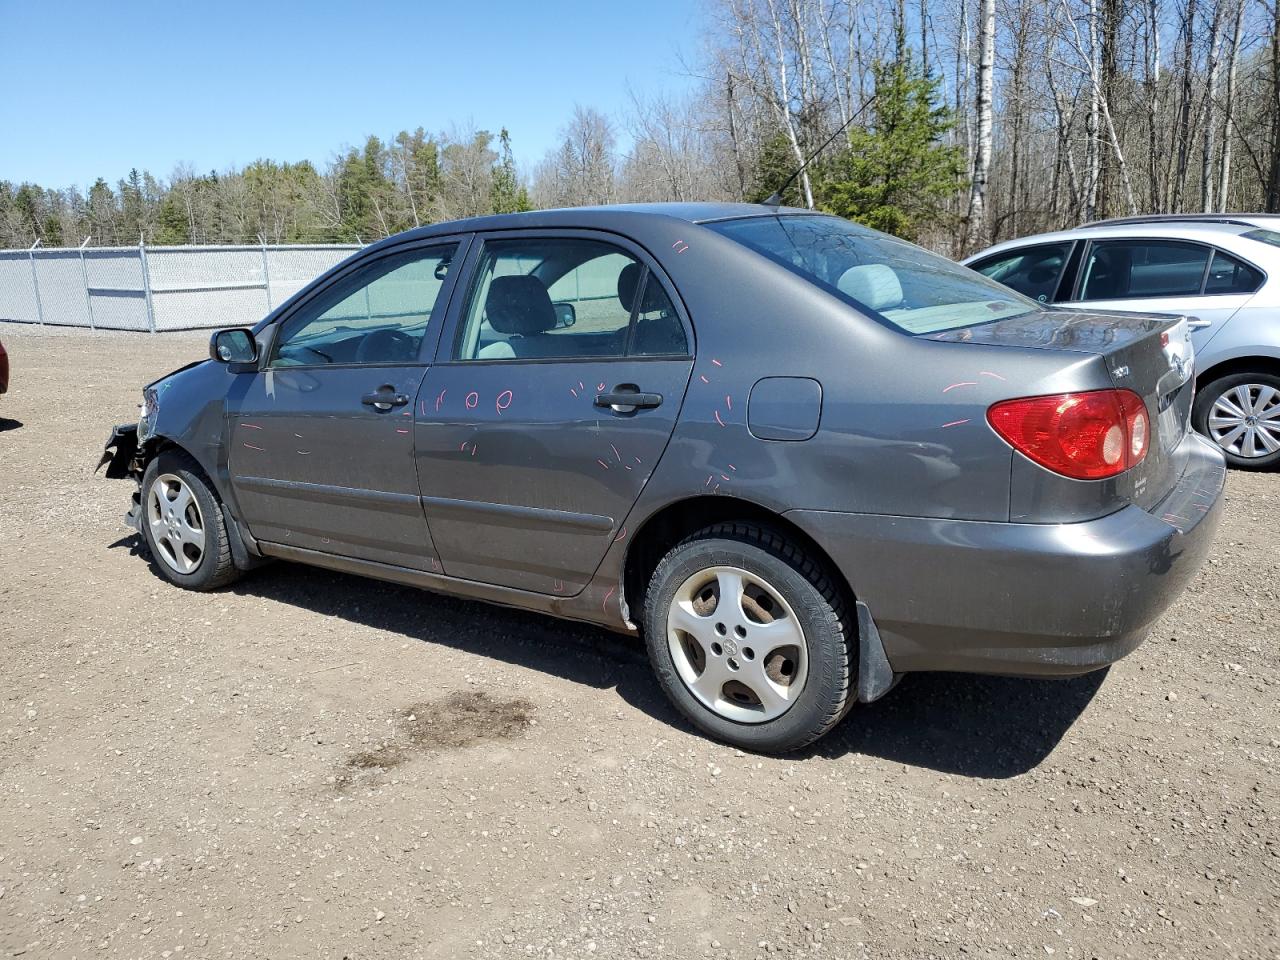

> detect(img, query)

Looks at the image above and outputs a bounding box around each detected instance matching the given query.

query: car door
[228,238,466,570]
[415,231,694,595]
[1068,239,1263,352]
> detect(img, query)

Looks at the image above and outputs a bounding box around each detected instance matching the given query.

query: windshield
[707,215,1040,334]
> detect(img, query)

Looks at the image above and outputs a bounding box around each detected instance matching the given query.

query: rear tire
[1193,372,1280,470]
[140,450,241,590]
[642,522,854,754]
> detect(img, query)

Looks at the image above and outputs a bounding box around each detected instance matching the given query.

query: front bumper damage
[97,423,143,529]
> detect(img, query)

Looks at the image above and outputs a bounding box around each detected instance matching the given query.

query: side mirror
[210,328,258,364]
[552,302,577,329]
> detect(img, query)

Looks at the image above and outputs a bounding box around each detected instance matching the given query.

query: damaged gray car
[101,204,1225,753]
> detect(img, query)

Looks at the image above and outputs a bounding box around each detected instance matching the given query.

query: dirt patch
[336,691,534,790]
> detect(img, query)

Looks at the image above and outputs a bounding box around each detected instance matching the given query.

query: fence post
[138,235,156,333]
[28,240,45,325]
[259,234,273,311]
[79,236,95,331]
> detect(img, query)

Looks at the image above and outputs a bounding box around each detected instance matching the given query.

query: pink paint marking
[720,474,731,482]
[242,442,264,451]
[239,423,263,430]
[431,557,442,573]
[597,382,605,392]
[706,475,714,487]
[570,388,578,398]
[672,239,685,249]
[699,375,710,384]
[601,585,616,613]
[634,456,642,465]
[435,389,447,412]
[942,381,978,393]
[624,464,632,471]
[610,443,621,462]
[613,526,628,543]
[420,399,428,416]
[579,381,585,391]
[402,409,411,417]
[725,395,732,410]
[728,464,736,471]
[396,428,410,434]
[465,391,479,410]
[294,433,303,439]
[711,358,722,367]
[553,579,564,593]
[940,419,971,429]
[459,441,470,452]
[597,459,610,470]
[470,444,477,457]
[495,389,513,415]
[296,450,311,455]
[979,371,1007,381]
[714,410,726,428]
[713,483,720,492]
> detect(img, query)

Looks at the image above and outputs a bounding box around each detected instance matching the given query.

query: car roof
[1082,213,1280,229]
[965,218,1272,262]
[362,202,817,251]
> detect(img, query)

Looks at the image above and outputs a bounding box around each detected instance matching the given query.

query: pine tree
[491,129,531,214]
[818,52,964,241]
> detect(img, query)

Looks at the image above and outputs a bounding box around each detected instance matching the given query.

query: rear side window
[1077,240,1209,300]
[1204,250,1264,294]
[971,242,1072,303]
[455,237,687,361]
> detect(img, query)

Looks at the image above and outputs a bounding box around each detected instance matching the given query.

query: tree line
[2,0,1277,256]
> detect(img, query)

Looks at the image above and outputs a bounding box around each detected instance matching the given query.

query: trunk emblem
[1113,365,1130,378]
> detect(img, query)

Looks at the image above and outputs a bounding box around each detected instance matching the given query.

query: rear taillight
[987,389,1150,480]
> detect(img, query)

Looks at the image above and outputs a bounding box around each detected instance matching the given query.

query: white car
[966,215,1280,469]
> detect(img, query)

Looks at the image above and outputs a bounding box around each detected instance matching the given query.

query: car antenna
[762,94,877,208]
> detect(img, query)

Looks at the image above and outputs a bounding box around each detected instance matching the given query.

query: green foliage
[748,132,807,206]
[491,129,532,214]
[817,54,965,241]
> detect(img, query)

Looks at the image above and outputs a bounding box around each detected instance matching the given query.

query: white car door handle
[1187,318,1212,330]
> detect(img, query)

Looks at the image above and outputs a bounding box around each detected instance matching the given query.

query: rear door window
[970,242,1073,303]
[1204,250,1264,294]
[1077,240,1210,300]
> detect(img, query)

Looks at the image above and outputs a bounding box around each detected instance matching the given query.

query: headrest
[837,264,903,312]
[486,275,555,335]
[617,262,642,312]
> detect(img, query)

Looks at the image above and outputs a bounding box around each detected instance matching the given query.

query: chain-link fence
[0,242,362,332]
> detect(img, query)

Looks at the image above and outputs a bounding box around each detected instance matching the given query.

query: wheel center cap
[1245,415,1258,426]
[721,638,738,657]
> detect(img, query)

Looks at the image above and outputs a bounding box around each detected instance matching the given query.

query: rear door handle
[1187,318,1212,330]
[362,387,409,411]
[595,386,663,412]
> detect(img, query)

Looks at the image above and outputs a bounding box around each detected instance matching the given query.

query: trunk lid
[932,309,1196,510]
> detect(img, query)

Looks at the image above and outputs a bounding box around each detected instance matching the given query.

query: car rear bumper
[787,434,1226,677]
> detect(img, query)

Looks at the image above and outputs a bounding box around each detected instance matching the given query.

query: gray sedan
[100,204,1225,753]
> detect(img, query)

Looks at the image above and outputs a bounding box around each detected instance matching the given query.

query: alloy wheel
[147,473,206,574]
[1207,383,1280,459]
[666,565,809,724]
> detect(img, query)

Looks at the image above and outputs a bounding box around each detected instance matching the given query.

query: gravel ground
[0,322,1276,960]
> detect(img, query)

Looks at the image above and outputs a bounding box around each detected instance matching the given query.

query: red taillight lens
[987,389,1150,480]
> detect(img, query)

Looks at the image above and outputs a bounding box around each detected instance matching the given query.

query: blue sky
[0,0,703,190]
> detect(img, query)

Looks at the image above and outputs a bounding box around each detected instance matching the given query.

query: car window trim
[432,227,694,366]
[1069,236,1265,302]
[256,234,472,372]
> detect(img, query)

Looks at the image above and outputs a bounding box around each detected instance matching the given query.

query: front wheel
[140,450,240,590]
[642,522,854,753]
[1193,372,1280,470]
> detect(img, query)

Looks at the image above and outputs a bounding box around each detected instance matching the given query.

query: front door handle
[361,387,409,411]
[595,385,663,413]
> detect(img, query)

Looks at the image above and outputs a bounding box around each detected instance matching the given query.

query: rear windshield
[707,214,1039,334]
[1243,228,1280,249]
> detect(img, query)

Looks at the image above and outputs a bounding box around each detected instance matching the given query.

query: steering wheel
[356,329,416,363]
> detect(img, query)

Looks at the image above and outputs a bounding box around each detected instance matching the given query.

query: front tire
[642,522,854,754]
[1193,372,1280,470]
[140,450,240,590]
